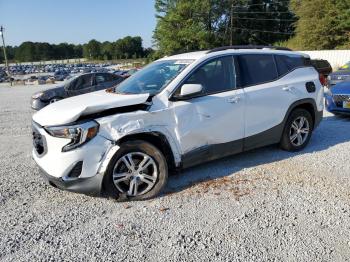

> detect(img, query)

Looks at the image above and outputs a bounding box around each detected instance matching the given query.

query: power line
[236,20,271,44]
[234,26,294,35]
[232,1,291,8]
[233,11,292,14]
[233,16,296,22]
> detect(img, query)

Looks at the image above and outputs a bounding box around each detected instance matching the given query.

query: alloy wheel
[112,152,158,196]
[289,116,310,147]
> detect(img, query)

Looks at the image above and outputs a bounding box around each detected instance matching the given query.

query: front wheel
[49,97,61,104]
[280,109,313,152]
[103,140,168,201]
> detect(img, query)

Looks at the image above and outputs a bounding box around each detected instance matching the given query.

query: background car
[31,72,124,110]
[311,59,332,86]
[325,81,350,116]
[327,61,350,87]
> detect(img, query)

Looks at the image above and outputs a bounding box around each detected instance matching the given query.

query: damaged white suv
[32,46,324,200]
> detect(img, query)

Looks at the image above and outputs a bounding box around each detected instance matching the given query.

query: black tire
[280,108,313,152]
[103,140,168,201]
[49,97,61,104]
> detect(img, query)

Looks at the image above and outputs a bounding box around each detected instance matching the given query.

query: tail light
[319,74,327,86]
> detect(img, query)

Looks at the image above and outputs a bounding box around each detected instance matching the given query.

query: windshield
[114,60,193,95]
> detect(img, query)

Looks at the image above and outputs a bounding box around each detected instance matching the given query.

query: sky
[0,0,157,47]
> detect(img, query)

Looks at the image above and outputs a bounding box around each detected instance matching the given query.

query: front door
[171,55,245,166]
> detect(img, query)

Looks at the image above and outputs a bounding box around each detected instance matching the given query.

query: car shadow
[165,114,350,195]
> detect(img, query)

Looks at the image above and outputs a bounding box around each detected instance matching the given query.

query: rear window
[275,55,306,76]
[238,54,278,86]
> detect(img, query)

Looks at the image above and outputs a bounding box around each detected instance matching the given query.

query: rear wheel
[103,140,168,201]
[280,109,313,152]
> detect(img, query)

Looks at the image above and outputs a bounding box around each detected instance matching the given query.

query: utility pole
[0,26,11,86]
[230,0,234,46]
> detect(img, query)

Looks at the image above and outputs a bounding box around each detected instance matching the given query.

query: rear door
[239,54,298,145]
[67,74,96,96]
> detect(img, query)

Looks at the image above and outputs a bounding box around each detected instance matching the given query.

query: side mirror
[173,84,203,100]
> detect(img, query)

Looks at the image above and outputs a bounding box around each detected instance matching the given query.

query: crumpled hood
[33,90,150,126]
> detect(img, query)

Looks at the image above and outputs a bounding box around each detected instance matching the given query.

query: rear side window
[238,54,278,87]
[275,55,306,76]
[96,74,106,84]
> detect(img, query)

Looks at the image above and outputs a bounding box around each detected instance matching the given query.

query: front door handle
[227,96,241,104]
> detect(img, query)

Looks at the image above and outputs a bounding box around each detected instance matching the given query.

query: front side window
[238,54,278,87]
[114,60,193,95]
[183,56,236,95]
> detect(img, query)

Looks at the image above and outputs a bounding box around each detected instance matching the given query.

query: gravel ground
[1,83,350,262]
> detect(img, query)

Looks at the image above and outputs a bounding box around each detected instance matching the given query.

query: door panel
[171,55,245,160]
[243,81,296,137]
[173,89,245,156]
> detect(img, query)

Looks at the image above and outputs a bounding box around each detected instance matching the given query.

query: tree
[15,42,36,62]
[83,39,101,59]
[287,0,350,50]
[153,0,295,56]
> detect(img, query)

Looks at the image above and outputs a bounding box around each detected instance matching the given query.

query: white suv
[32,46,324,200]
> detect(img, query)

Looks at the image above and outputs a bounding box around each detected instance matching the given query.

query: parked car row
[0,62,141,83]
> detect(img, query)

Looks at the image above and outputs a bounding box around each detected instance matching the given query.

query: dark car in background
[31,72,124,110]
[325,81,350,116]
[311,59,332,86]
[327,61,350,87]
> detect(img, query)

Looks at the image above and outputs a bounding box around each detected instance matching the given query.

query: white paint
[300,50,350,70]
[32,48,323,182]
[32,90,149,126]
[244,67,323,137]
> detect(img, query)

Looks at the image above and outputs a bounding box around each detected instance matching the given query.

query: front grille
[32,122,46,156]
[333,94,350,108]
[333,95,350,102]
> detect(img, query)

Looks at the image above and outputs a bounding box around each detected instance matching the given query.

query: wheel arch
[116,131,177,172]
[286,99,317,129]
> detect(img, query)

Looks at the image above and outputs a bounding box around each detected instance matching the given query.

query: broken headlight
[45,120,99,152]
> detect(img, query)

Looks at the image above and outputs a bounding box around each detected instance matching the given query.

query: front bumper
[39,167,104,196]
[31,98,48,110]
[32,122,120,195]
[325,94,350,115]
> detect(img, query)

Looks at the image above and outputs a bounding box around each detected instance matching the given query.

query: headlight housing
[45,120,99,152]
[32,92,44,99]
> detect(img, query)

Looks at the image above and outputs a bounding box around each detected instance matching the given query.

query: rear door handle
[227,96,241,104]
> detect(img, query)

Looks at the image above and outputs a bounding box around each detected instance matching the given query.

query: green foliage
[287,0,350,50]
[3,36,152,63]
[154,0,295,55]
[83,39,101,59]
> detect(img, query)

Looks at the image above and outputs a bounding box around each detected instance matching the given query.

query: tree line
[2,0,349,63]
[153,0,350,57]
[0,36,154,63]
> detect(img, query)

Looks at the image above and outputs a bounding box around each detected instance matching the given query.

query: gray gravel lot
[1,83,350,261]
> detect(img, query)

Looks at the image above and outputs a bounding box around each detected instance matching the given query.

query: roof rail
[207,45,292,53]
